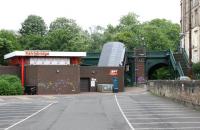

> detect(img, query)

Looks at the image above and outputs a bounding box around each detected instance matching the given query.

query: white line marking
[120,103,177,105]
[123,108,187,110]
[5,102,56,130]
[115,94,135,130]
[124,111,192,113]
[125,113,186,116]
[135,127,200,130]
[131,122,200,125]
[128,117,200,119]
[121,106,185,108]
[124,110,189,112]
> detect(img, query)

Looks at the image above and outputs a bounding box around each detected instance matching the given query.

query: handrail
[169,49,184,76]
[177,62,184,76]
[169,50,177,70]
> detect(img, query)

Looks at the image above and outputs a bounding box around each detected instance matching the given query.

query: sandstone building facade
[180,0,200,63]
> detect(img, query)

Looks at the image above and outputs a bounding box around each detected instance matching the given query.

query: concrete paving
[1,87,200,130]
[1,94,129,130]
[116,90,200,130]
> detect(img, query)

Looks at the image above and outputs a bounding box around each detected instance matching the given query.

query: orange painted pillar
[70,57,80,65]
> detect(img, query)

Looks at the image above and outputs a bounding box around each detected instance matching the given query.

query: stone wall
[148,80,200,107]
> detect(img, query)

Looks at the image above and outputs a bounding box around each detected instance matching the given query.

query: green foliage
[47,17,91,51]
[89,13,180,52]
[102,13,143,50]
[0,13,181,64]
[0,75,23,95]
[192,62,200,79]
[88,26,105,52]
[142,19,180,51]
[19,34,46,50]
[19,15,47,36]
[151,67,172,80]
[19,15,47,50]
[0,30,20,65]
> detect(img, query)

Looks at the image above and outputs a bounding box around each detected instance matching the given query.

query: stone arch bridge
[81,49,189,86]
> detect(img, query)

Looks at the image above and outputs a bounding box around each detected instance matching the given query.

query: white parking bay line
[123,108,187,110]
[115,94,135,130]
[5,102,56,130]
[124,111,192,113]
[136,127,200,130]
[131,122,200,125]
[125,113,186,116]
[128,117,200,120]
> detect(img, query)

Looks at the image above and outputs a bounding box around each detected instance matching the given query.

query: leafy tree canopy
[19,15,47,36]
[0,30,20,65]
[47,17,91,51]
[142,19,180,51]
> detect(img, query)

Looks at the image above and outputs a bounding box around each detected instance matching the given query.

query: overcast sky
[0,0,180,31]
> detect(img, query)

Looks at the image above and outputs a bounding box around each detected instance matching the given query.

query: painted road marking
[116,93,200,130]
[124,111,193,115]
[115,94,135,130]
[131,122,200,125]
[124,113,187,116]
[135,127,200,130]
[128,117,200,119]
[123,108,188,110]
[5,102,56,130]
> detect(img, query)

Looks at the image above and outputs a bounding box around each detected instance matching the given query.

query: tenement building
[181,0,200,63]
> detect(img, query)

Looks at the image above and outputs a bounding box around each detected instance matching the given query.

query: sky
[0,0,180,31]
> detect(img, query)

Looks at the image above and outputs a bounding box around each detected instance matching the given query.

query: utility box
[97,84,113,93]
[112,77,119,93]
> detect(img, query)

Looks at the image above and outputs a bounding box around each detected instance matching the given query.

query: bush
[0,75,23,95]
[192,62,200,79]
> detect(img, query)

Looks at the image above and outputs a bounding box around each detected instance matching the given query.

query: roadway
[0,88,200,130]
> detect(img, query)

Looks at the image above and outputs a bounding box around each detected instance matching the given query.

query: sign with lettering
[109,70,118,76]
[25,51,49,56]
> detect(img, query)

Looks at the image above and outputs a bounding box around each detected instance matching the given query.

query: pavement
[0,87,200,130]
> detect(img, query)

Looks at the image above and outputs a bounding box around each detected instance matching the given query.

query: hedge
[0,75,23,95]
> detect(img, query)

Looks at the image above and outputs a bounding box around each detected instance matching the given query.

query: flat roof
[4,51,86,59]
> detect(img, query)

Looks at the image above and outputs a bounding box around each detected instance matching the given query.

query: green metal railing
[169,50,184,76]
[146,51,168,58]
[177,62,184,76]
[127,51,168,58]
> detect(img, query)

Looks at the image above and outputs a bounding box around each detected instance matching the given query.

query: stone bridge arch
[146,59,169,80]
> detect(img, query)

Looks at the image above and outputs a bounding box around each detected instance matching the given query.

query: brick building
[180,0,200,63]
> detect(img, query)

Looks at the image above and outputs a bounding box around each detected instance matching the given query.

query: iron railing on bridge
[169,49,184,76]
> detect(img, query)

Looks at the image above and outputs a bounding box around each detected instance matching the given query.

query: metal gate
[80,78,90,92]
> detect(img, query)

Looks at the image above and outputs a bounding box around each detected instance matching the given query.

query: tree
[99,14,180,52]
[88,26,105,52]
[47,17,91,51]
[151,66,173,80]
[0,30,20,65]
[103,13,143,51]
[19,15,47,50]
[19,34,46,50]
[19,15,47,36]
[142,19,180,51]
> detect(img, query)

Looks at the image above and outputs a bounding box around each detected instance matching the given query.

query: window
[195,9,199,26]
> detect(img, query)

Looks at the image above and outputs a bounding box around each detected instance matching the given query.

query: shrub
[0,75,23,95]
[192,62,200,79]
